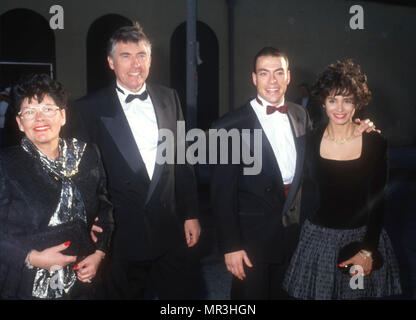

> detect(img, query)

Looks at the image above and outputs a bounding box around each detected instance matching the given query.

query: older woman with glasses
[0,74,114,299]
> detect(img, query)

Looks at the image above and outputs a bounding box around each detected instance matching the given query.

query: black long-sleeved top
[301,127,388,252]
[0,142,114,299]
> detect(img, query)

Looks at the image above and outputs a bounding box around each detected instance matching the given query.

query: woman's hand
[354,118,381,135]
[74,250,105,283]
[28,241,77,270]
[339,252,373,276]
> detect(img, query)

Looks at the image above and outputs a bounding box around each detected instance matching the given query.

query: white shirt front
[115,82,159,180]
[250,96,297,184]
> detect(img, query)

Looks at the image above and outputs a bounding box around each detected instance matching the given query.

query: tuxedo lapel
[282,103,307,215]
[144,84,169,204]
[100,88,149,182]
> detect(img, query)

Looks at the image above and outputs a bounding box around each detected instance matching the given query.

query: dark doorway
[0,9,55,85]
[86,14,132,93]
[170,23,220,268]
[0,9,56,148]
[170,21,219,131]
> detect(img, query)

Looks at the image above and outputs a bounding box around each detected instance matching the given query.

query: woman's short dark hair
[10,73,68,116]
[312,59,371,111]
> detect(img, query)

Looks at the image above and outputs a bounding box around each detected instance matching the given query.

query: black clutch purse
[25,220,96,259]
[337,241,383,274]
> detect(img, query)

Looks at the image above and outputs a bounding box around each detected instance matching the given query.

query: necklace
[326,124,355,144]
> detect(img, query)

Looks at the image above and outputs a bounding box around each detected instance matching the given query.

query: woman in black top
[0,74,114,299]
[283,60,401,299]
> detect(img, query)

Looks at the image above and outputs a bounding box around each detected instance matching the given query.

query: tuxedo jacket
[0,143,114,299]
[210,101,311,263]
[66,83,198,261]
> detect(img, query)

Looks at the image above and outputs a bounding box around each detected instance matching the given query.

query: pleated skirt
[282,219,402,300]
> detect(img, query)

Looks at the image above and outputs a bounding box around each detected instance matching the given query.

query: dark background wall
[231,0,416,146]
[0,0,415,299]
[170,21,219,130]
[1,0,415,146]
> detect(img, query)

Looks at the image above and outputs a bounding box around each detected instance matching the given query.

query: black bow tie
[116,86,149,103]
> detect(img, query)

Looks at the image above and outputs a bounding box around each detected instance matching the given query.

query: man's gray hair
[107,21,152,58]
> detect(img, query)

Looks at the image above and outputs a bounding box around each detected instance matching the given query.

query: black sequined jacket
[0,142,114,299]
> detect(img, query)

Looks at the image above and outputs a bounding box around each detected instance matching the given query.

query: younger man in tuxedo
[211,47,308,299]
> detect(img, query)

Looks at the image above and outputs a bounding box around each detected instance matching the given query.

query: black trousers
[230,260,292,300]
[99,245,200,300]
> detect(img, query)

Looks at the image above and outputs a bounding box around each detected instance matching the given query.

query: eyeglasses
[18,104,62,120]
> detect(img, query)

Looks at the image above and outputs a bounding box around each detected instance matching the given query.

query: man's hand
[224,250,253,280]
[90,216,103,243]
[354,118,381,135]
[184,218,201,247]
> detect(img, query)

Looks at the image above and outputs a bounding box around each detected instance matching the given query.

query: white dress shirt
[115,82,158,180]
[250,96,297,184]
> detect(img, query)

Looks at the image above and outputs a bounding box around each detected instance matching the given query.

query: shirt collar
[115,82,147,97]
[256,95,285,108]
[254,95,286,116]
[116,82,148,110]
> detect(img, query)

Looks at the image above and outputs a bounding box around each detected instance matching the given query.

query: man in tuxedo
[67,23,200,299]
[211,47,311,299]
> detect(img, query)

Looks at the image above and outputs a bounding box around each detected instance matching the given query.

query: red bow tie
[256,97,288,114]
[266,105,288,114]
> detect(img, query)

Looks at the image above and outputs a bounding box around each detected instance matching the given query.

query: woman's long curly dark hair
[311,59,371,111]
